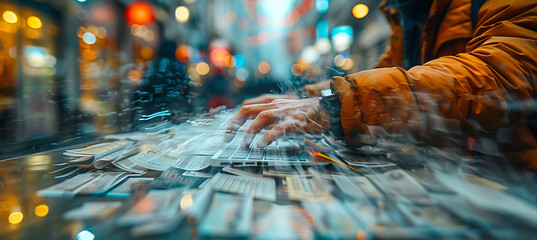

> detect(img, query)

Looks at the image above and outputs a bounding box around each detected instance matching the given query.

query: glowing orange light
[225,55,234,68]
[175,45,190,61]
[187,64,200,82]
[125,1,155,25]
[34,205,49,217]
[3,11,17,23]
[139,46,154,59]
[258,61,270,74]
[291,64,304,76]
[128,69,142,82]
[352,4,369,19]
[356,230,368,240]
[27,16,42,29]
[8,212,23,224]
[341,58,354,70]
[81,48,98,61]
[210,48,230,67]
[196,62,210,75]
[77,27,86,38]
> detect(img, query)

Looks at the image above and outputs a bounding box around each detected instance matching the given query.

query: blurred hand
[301,80,331,97]
[241,93,299,106]
[224,98,330,148]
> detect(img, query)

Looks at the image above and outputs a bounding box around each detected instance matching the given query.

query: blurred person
[224,0,537,171]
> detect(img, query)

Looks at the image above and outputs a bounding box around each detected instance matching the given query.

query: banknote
[37,172,103,197]
[64,201,122,220]
[199,193,253,238]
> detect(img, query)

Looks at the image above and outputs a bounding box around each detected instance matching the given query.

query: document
[199,193,253,238]
[204,173,276,201]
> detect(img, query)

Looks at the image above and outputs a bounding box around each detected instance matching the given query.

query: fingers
[242,97,266,106]
[257,120,300,148]
[242,94,277,106]
[242,110,279,148]
[224,104,274,142]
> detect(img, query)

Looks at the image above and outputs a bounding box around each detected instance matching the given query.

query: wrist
[318,90,345,140]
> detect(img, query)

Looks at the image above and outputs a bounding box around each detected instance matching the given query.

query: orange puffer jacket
[326,0,537,171]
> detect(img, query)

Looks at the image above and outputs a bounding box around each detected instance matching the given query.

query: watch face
[321,89,334,97]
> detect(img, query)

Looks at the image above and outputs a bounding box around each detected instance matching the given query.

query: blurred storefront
[0,0,391,158]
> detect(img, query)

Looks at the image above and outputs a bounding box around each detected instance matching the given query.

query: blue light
[260,0,293,23]
[77,230,95,240]
[233,54,246,68]
[316,20,328,38]
[316,0,329,13]
[331,25,354,52]
[77,0,87,2]
[331,25,353,38]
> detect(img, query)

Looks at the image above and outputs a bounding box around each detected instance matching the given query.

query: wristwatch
[319,89,345,140]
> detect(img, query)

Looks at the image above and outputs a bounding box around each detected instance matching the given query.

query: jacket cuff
[332,68,420,146]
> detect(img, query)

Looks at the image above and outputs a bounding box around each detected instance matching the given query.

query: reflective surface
[1,118,537,239]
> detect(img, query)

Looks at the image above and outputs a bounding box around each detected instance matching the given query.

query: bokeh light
[8,212,23,224]
[234,76,246,88]
[332,25,353,52]
[82,32,97,45]
[316,20,328,38]
[125,1,155,25]
[291,64,304,76]
[27,16,42,29]
[139,46,154,59]
[210,48,230,67]
[315,38,331,54]
[187,64,200,82]
[128,69,142,82]
[341,58,354,70]
[225,55,234,68]
[316,0,329,14]
[352,4,369,19]
[81,48,98,61]
[77,230,95,240]
[334,54,345,67]
[34,204,49,217]
[175,45,191,61]
[258,61,271,74]
[96,27,107,38]
[236,68,249,80]
[3,11,17,24]
[175,6,190,23]
[180,193,194,210]
[196,62,210,75]
[301,46,320,64]
[233,54,246,68]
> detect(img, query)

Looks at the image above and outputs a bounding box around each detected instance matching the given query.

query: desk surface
[1,120,537,239]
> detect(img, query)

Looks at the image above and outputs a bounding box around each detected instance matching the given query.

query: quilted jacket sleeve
[333,0,537,147]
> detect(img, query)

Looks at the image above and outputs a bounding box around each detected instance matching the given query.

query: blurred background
[0,0,390,157]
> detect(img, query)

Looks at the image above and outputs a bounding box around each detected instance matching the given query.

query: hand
[241,93,299,106]
[224,98,330,148]
[301,80,330,97]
